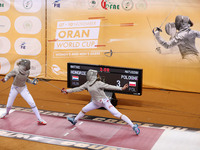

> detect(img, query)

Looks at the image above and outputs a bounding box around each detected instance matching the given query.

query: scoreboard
[67,63,143,96]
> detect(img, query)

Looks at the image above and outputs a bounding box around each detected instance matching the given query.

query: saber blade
[40,79,62,90]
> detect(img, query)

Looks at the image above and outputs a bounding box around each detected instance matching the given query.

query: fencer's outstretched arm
[99,81,128,91]
[62,83,87,94]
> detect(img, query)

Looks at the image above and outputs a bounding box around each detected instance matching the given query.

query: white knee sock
[75,111,85,122]
[32,107,42,121]
[121,115,134,128]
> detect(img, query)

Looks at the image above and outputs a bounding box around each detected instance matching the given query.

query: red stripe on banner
[48,39,58,42]
[95,45,106,47]
[88,17,106,19]
[120,23,134,27]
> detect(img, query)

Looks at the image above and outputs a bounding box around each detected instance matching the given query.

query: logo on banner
[72,76,79,81]
[53,0,61,8]
[129,81,136,87]
[20,42,26,49]
[122,0,133,11]
[88,0,98,9]
[15,38,41,56]
[52,64,61,75]
[0,3,4,8]
[135,0,147,10]
[23,0,33,9]
[101,0,120,10]
[23,20,33,31]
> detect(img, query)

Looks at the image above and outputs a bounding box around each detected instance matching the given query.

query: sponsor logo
[129,81,136,87]
[0,0,10,12]
[15,16,41,34]
[72,76,79,81]
[51,64,61,75]
[88,0,98,9]
[15,38,41,56]
[0,3,4,7]
[122,0,133,11]
[23,0,33,9]
[23,20,33,31]
[14,0,41,13]
[20,42,26,49]
[101,0,120,10]
[52,0,61,8]
[135,0,147,10]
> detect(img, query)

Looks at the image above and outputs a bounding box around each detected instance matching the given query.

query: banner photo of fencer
[0,0,46,78]
[48,0,199,92]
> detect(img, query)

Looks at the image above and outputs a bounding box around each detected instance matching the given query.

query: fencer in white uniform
[61,69,140,135]
[153,15,200,64]
[0,59,47,125]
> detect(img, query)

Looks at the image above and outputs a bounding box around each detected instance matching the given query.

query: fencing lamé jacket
[67,81,122,103]
[4,65,33,87]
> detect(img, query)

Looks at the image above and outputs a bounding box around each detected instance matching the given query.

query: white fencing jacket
[67,81,122,103]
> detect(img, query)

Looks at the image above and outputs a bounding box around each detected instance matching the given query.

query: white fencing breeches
[82,99,122,118]
[6,84,36,109]
[75,99,134,128]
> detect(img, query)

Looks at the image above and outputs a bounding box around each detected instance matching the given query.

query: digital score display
[67,63,143,95]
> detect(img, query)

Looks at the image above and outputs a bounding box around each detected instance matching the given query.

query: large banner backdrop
[1,0,200,93]
[0,0,46,78]
[47,0,200,93]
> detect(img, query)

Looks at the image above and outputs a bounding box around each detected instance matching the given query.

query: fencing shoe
[0,112,8,119]
[67,117,77,125]
[133,124,140,135]
[38,119,47,125]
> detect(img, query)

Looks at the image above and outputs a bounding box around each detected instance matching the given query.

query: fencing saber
[39,78,62,91]
[146,16,161,53]
[153,6,177,33]
[159,6,177,30]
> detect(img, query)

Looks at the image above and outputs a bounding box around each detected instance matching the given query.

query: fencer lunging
[61,69,140,135]
[0,59,47,125]
[153,15,200,64]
